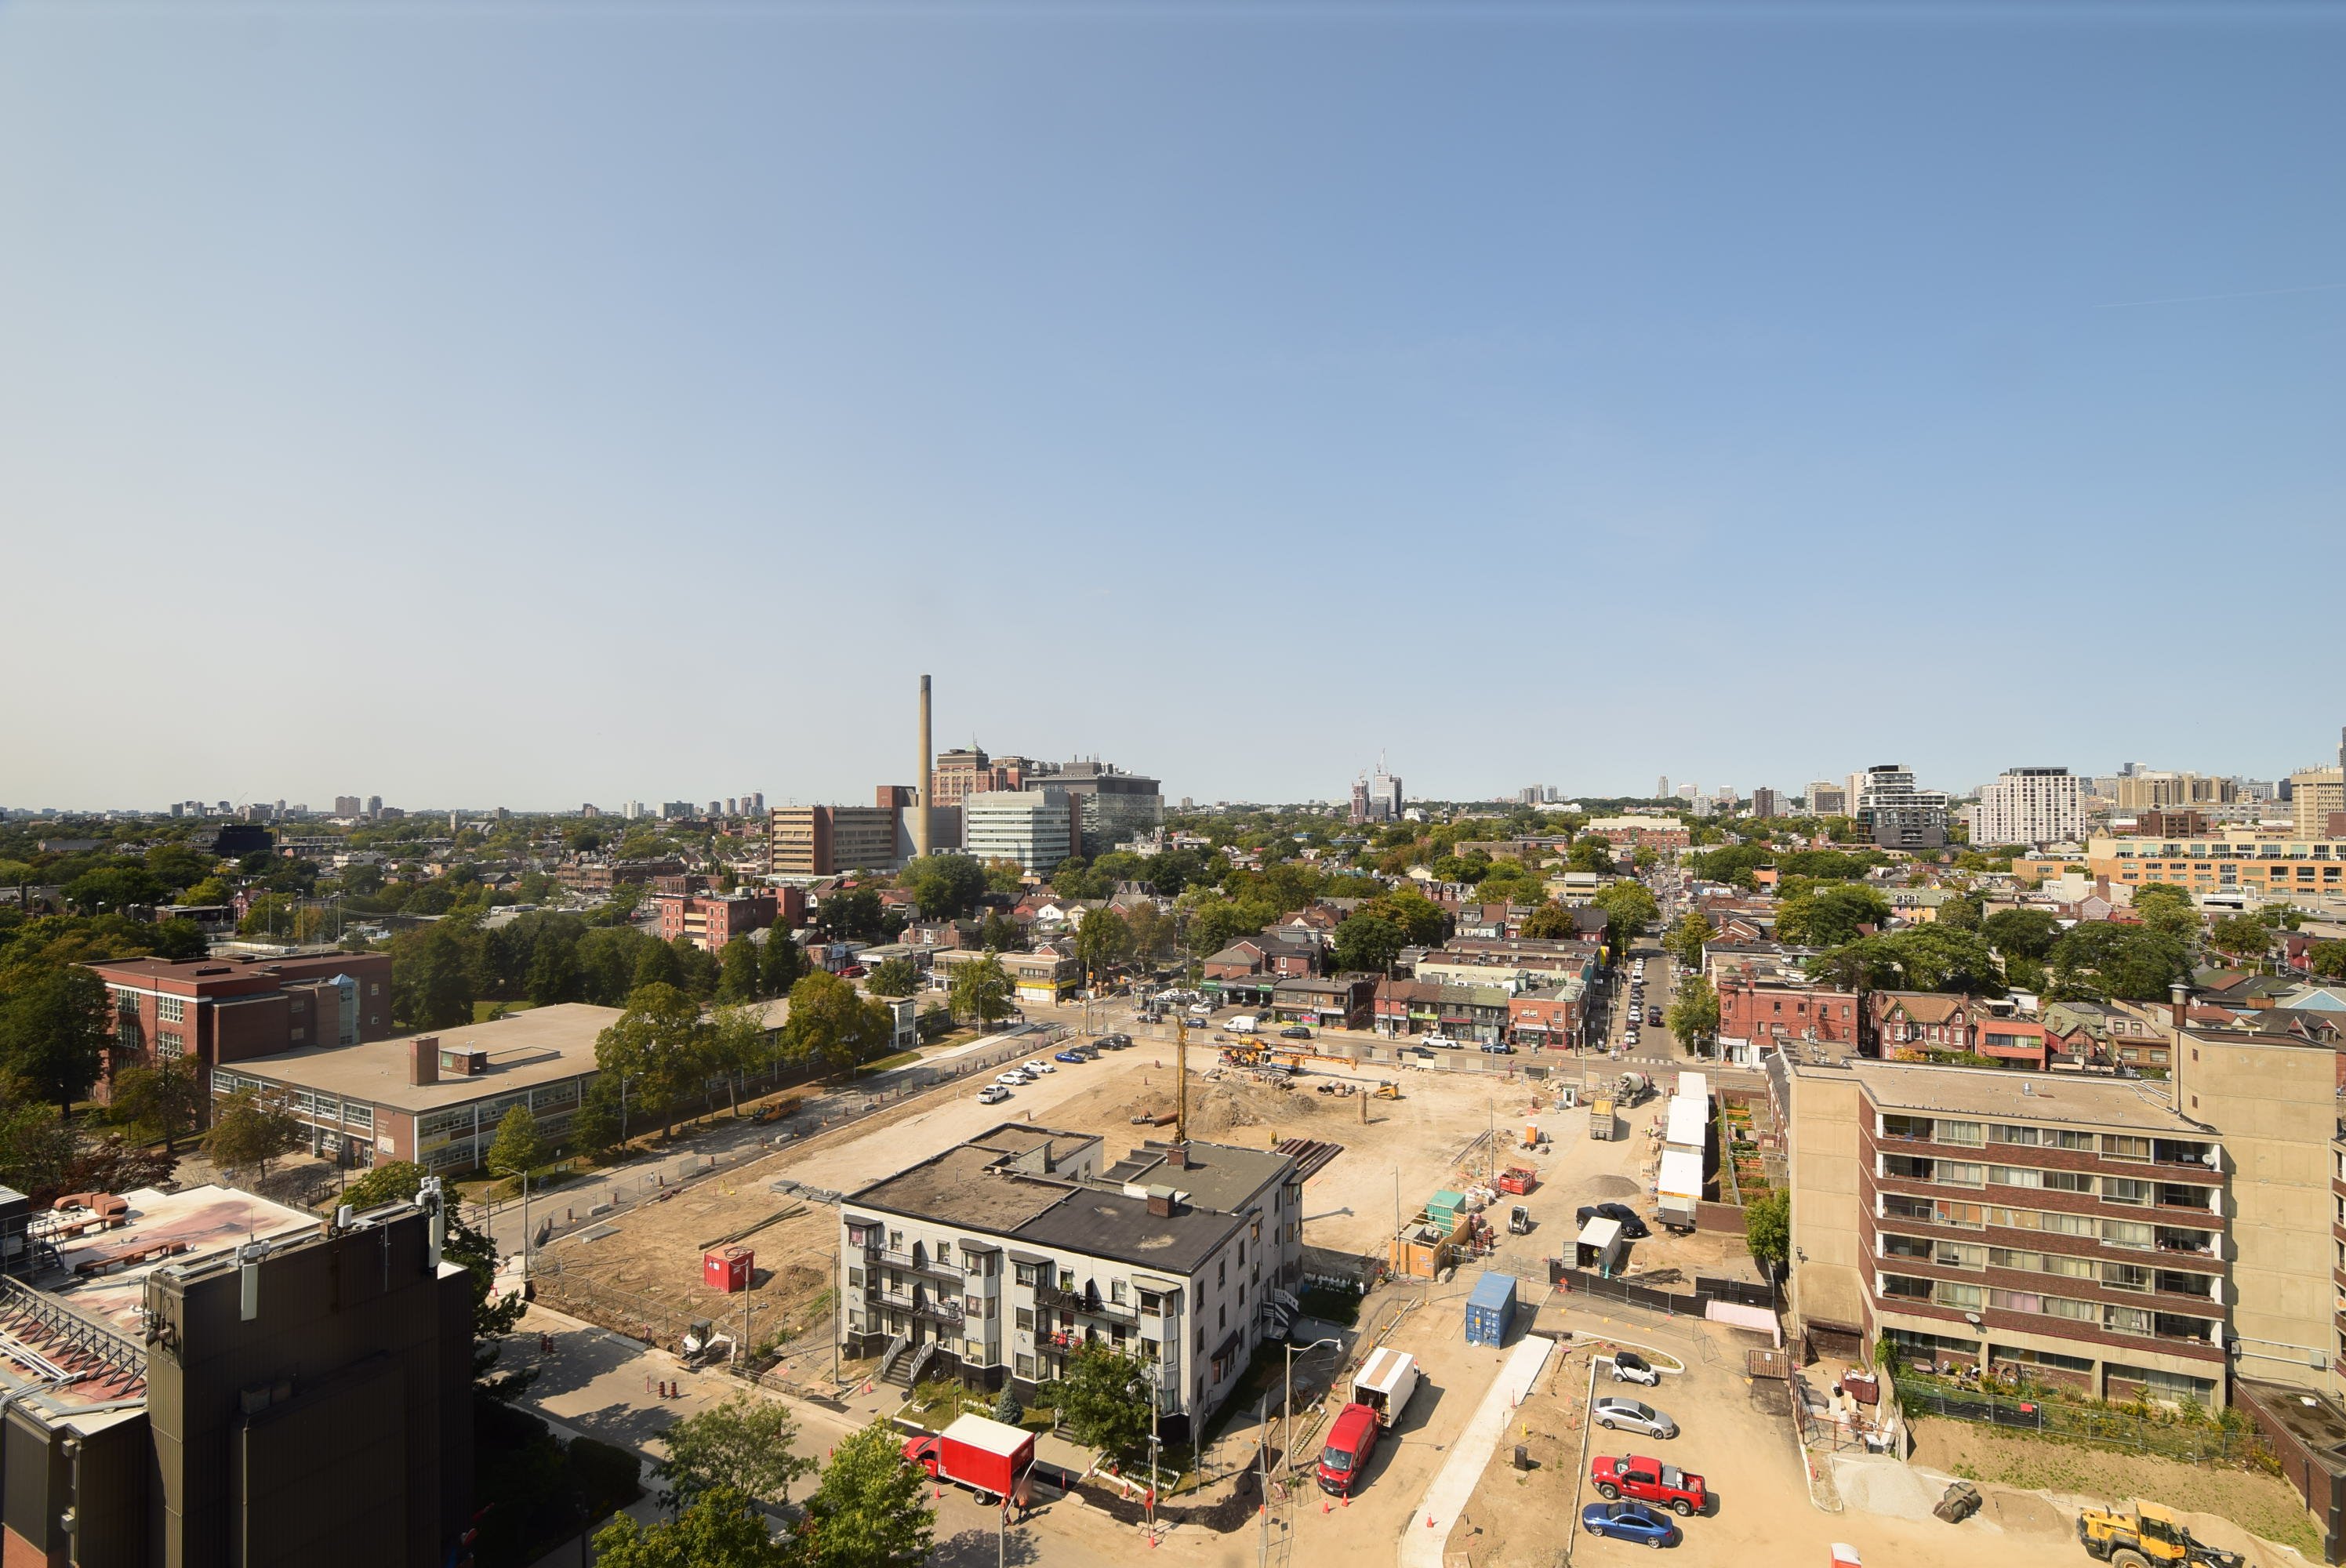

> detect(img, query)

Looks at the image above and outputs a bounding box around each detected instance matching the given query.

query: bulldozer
[2076,1501,2245,1568]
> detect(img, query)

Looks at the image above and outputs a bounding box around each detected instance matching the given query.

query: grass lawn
[856,1050,923,1076]
[472,1000,540,1023]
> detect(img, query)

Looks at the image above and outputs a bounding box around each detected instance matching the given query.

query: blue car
[1054,1048,1088,1064]
[1582,1501,1677,1548]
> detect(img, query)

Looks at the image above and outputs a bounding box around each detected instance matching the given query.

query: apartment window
[2040,1170,2093,1194]
[1015,1262,1042,1287]
[1016,1308,1034,1331]
[966,1339,986,1361]
[1879,1273,1934,1301]
[1139,1292,1164,1317]
[2102,1263,2152,1294]
[158,994,186,1023]
[2157,1271,2215,1299]
[2104,1178,2152,1207]
[1934,1161,1984,1188]
[848,1268,865,1287]
[1987,1166,2043,1190]
[1882,1114,1934,1141]
[1016,1355,1035,1379]
[2102,1135,2151,1163]
[2050,1130,2093,1151]
[1059,1269,1076,1292]
[158,1032,184,1059]
[1934,1282,1983,1310]
[1989,1125,2042,1147]
[2104,1305,2153,1337]
[1111,1279,1128,1305]
[2102,1219,2155,1250]
[888,1229,903,1250]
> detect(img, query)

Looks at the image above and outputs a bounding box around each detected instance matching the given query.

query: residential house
[1717,977,1862,1054]
[1868,992,1981,1058]
[1269,975,1375,1030]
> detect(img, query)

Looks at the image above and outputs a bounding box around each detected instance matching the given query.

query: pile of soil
[1122,1080,1326,1138]
[1584,1174,1642,1199]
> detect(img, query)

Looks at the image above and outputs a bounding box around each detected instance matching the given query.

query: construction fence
[1893,1375,2281,1468]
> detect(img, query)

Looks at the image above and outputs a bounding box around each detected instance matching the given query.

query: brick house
[1717,978,1862,1051]
[1508,985,1585,1051]
[1202,940,1269,981]
[1868,992,1981,1057]
[652,889,783,951]
[1270,975,1375,1030]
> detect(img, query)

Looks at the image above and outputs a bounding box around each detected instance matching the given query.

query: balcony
[915,1298,965,1327]
[1035,1283,1138,1323]
[877,1248,917,1269]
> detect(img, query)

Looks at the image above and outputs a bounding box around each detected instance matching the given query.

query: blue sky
[4,3,2341,811]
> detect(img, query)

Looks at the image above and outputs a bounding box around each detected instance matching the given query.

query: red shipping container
[704,1247,754,1294]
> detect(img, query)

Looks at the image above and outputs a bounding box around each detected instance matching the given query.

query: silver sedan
[1591,1396,1678,1440]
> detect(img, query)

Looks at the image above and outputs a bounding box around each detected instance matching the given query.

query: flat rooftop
[3,1185,314,1417]
[230,1002,619,1112]
[1836,1059,2203,1131]
[1011,1184,1244,1275]
[1104,1140,1290,1214]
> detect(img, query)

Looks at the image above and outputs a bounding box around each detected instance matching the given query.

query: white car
[978,1084,1011,1104]
[995,1070,1030,1086]
[1025,1060,1055,1074]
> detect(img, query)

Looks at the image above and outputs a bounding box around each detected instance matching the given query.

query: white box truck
[1228,1015,1259,1035]
[1351,1348,1421,1428]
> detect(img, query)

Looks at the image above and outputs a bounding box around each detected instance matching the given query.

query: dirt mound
[1117,1077,1324,1138]
[1584,1174,1641,1199]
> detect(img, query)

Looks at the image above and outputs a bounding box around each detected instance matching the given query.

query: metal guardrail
[0,1274,147,1385]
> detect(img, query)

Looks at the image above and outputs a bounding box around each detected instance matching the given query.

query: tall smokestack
[914,674,932,859]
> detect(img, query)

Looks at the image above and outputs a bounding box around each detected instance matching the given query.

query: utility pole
[1256,1395,1270,1568]
[1175,1016,1188,1145]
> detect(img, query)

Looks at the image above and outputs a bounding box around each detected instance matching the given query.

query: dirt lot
[1909,1419,2322,1560]
[533,1036,1745,1373]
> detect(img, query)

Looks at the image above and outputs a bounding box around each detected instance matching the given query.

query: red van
[1316,1403,1382,1497]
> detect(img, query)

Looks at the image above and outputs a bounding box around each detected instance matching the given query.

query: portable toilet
[1463,1271,1518,1346]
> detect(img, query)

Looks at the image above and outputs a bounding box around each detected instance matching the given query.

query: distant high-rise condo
[1349,776,1371,824]
[1974,767,2083,848]
[1751,788,1778,819]
[769,804,905,877]
[1656,776,1670,800]
[1807,782,1847,816]
[367,793,383,816]
[2289,760,2344,839]
[1855,764,1949,849]
[333,794,361,817]
[962,789,1074,873]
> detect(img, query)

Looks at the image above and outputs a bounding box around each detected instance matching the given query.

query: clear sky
[4,3,2341,812]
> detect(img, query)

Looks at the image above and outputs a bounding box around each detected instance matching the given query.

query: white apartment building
[961,788,1073,873]
[1974,766,2085,848]
[839,1125,1304,1443]
[1856,764,1951,849]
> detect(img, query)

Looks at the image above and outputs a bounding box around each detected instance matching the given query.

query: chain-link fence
[1894,1375,2279,1468]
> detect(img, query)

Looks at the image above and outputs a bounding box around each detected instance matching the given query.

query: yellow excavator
[2076,1501,2244,1568]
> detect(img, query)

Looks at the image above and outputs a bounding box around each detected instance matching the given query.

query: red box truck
[902,1414,1036,1505]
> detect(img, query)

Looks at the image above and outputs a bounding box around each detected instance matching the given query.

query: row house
[1269,975,1376,1030]
[840,1127,1302,1444]
[1371,978,1513,1045]
[2041,1000,2173,1076]
[1507,985,1588,1051]
[1434,937,1602,982]
[1716,977,1862,1054]
[1868,992,1981,1057]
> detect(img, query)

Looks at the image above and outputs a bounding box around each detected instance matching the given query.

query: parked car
[1054,1049,1088,1064]
[1589,1454,1705,1516]
[1610,1352,1662,1387]
[1025,1060,1055,1074]
[1315,1403,1382,1497]
[1280,1025,1313,1040]
[977,1085,1011,1104]
[1592,1396,1678,1439]
[1581,1501,1678,1548]
[994,1070,1030,1086]
[1099,1033,1132,1049]
[1576,1203,1651,1240]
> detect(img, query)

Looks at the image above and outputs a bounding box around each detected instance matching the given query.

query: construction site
[521,1024,1767,1381]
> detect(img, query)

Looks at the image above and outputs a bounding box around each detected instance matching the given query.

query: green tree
[1048,1341,1153,1458]
[1745,1189,1789,1275]
[2310,942,2346,982]
[201,1087,303,1182]
[65,866,164,914]
[977,911,1025,953]
[1665,973,1720,1045]
[2131,883,2200,939]
[0,965,110,1113]
[1807,926,2004,996]
[340,1158,429,1210]
[594,982,709,1139]
[1664,910,1713,970]
[863,956,921,999]
[784,971,894,1076]
[815,889,899,944]
[899,855,988,920]
[654,1392,815,1508]
[486,1103,546,1181]
[571,1083,623,1158]
[633,938,686,993]
[1775,884,1890,948]
[794,1421,935,1568]
[0,1100,79,1205]
[529,935,583,1006]
[1518,901,1574,940]
[706,1003,771,1116]
[390,920,480,1029]
[1590,880,1659,953]
[147,917,208,960]
[592,1487,787,1568]
[1632,846,1659,871]
[761,931,808,997]
[1981,908,2062,961]
[2206,914,2272,965]
[107,1058,206,1153]
[717,938,764,1004]
[948,954,1015,1027]
[1331,913,1407,975]
[1360,889,1448,947]
[2047,923,2191,1004]
[1072,907,1135,978]
[1565,837,1615,876]
[178,875,232,907]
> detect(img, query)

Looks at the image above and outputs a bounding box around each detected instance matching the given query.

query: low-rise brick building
[652,889,784,951]
[88,953,394,1090]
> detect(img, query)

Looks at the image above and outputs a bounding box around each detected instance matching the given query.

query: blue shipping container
[1463,1271,1518,1346]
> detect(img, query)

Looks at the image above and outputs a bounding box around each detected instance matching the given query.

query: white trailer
[1350,1347,1421,1428]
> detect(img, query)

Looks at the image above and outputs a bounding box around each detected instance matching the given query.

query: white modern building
[839,1125,1304,1443]
[1855,764,1951,849]
[961,788,1074,873]
[1973,766,2085,848]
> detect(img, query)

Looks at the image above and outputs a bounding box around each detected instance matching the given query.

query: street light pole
[1282,1337,1340,1474]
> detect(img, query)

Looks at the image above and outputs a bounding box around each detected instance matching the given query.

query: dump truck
[2075,1501,2245,1568]
[902,1414,1037,1506]
[1589,1098,1618,1141]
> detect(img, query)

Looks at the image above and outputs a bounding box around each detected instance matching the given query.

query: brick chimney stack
[410,1036,440,1087]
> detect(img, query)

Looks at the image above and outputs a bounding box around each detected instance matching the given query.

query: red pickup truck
[1590,1454,1706,1517]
